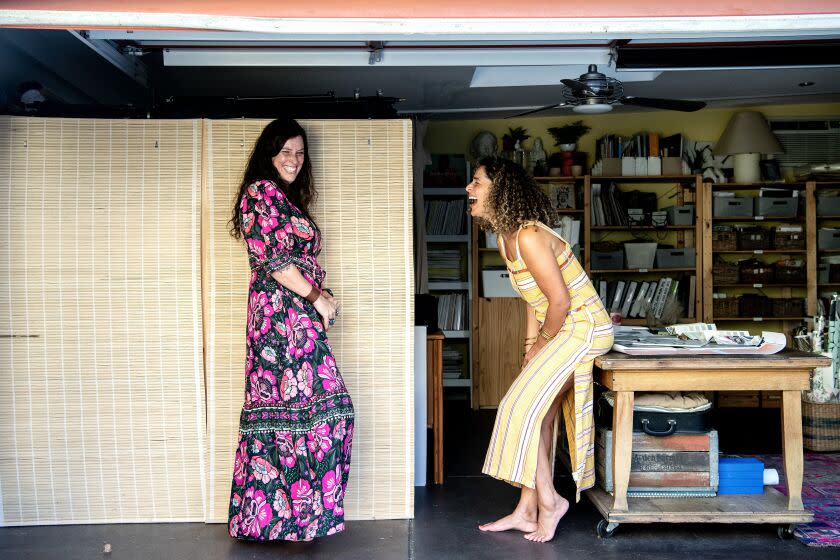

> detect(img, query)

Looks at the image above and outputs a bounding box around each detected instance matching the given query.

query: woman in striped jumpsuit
[467,157,613,543]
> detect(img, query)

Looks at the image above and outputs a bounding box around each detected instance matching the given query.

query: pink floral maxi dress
[228,180,354,541]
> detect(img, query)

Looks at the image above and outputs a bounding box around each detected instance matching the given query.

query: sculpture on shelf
[471,130,498,161]
[530,137,547,175]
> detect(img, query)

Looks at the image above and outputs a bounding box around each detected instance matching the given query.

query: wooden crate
[717,391,760,408]
[596,428,719,496]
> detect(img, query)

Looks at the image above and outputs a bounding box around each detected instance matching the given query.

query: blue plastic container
[718,457,764,495]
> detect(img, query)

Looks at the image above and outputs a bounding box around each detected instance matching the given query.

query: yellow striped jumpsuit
[482,221,614,500]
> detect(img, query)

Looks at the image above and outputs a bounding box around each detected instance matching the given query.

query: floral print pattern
[229,180,354,542]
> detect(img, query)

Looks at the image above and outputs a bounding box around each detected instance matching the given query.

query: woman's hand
[314,290,341,330]
[521,339,545,369]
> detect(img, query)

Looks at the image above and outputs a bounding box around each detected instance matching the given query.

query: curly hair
[475,156,556,233]
[229,117,317,239]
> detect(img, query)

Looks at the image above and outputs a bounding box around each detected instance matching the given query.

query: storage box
[590,250,624,270]
[818,228,840,250]
[665,205,695,226]
[656,248,696,269]
[756,197,797,218]
[662,157,684,176]
[714,197,753,218]
[816,195,840,217]
[481,269,518,298]
[718,457,763,495]
[596,428,719,497]
[624,242,657,269]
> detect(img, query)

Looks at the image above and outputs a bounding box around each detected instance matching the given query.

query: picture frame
[759,159,783,182]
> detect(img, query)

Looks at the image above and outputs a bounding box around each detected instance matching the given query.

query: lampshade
[715,111,784,156]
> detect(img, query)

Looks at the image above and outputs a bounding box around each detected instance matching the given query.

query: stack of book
[436,293,468,331]
[427,248,463,282]
[442,347,465,379]
[425,199,466,235]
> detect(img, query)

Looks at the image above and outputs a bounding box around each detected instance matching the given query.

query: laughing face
[272,136,306,184]
[466,165,494,221]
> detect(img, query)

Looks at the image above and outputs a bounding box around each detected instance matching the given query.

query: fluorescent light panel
[163,47,610,67]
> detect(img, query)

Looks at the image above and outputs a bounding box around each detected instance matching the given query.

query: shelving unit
[584,174,704,324]
[700,181,813,325]
[423,167,474,402]
[812,181,840,308]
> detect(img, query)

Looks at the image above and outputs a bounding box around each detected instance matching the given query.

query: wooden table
[589,351,830,538]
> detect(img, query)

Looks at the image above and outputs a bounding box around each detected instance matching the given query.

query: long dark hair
[476,156,555,233]
[229,117,317,238]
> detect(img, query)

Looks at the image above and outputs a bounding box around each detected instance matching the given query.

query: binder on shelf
[620,281,638,317]
[609,280,626,313]
[647,156,662,176]
[638,281,658,318]
[629,281,650,318]
[634,156,648,176]
[621,158,636,176]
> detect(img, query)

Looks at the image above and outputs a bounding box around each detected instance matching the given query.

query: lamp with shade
[714,111,784,184]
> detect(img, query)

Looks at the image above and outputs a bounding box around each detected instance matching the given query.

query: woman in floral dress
[227,118,354,541]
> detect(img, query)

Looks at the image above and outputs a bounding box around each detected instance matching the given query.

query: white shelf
[442,330,470,338]
[429,281,469,290]
[427,235,469,242]
[424,187,467,195]
[443,378,471,387]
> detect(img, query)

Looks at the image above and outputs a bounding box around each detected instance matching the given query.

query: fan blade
[505,104,563,119]
[561,79,595,96]
[621,96,706,112]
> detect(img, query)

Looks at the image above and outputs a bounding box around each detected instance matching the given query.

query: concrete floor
[2,402,836,559]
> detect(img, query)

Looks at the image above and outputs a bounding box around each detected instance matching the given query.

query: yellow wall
[425,102,840,167]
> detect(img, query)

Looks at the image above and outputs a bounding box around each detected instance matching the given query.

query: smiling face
[271,135,306,184]
[466,165,494,221]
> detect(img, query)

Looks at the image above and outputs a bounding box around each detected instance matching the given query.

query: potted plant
[501,126,530,152]
[547,120,591,152]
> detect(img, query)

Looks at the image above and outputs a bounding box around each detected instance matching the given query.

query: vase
[559,143,576,152]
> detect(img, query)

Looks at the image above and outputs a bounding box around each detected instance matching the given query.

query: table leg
[781,390,804,511]
[611,391,634,512]
[433,368,443,485]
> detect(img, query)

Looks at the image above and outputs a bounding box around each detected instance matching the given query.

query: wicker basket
[712,226,737,251]
[713,297,739,317]
[773,229,805,250]
[739,294,772,317]
[713,258,739,285]
[773,260,806,284]
[802,400,840,452]
[770,298,805,317]
[738,258,773,284]
[737,227,773,250]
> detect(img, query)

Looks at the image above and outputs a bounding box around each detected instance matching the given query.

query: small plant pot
[548,167,563,177]
[559,143,577,152]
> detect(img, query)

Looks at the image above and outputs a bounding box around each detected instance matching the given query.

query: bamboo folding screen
[203,119,415,522]
[0,117,207,525]
[0,116,415,526]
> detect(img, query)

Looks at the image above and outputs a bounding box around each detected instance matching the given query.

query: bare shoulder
[517,224,566,257]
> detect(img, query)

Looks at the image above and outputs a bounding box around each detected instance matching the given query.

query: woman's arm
[522,304,540,367]
[271,266,339,330]
[517,225,571,364]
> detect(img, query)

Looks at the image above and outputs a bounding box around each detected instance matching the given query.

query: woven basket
[773,260,806,284]
[774,230,805,250]
[739,259,774,284]
[713,259,739,285]
[713,297,739,317]
[738,227,773,250]
[802,400,840,452]
[770,298,805,317]
[713,226,738,251]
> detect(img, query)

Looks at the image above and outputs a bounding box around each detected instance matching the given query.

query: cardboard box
[713,197,753,218]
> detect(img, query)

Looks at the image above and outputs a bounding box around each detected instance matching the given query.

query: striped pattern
[483,221,612,499]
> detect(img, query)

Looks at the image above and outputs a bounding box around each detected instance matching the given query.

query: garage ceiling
[2,26,840,119]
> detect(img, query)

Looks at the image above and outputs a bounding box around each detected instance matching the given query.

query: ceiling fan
[509,64,706,118]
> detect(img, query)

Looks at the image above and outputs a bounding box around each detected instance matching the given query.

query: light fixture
[799,81,815,87]
[573,103,613,114]
[714,111,784,184]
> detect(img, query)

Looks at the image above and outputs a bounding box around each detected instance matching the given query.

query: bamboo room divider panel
[204,119,415,522]
[0,116,207,525]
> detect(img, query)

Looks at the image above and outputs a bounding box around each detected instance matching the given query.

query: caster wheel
[777,524,795,540]
[596,519,618,538]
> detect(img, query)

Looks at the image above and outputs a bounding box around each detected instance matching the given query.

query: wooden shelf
[591,225,694,231]
[441,330,470,338]
[709,182,805,190]
[557,208,585,214]
[713,216,804,222]
[442,378,471,388]
[714,316,807,321]
[427,234,469,242]
[592,267,695,274]
[713,249,806,254]
[819,249,840,253]
[588,175,697,183]
[714,283,807,288]
[424,187,466,195]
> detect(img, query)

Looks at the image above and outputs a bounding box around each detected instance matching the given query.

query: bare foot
[479,510,538,533]
[524,493,569,543]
